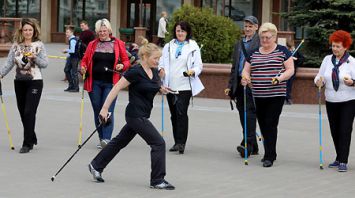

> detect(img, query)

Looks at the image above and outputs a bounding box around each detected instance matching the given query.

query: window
[57,0,109,32]
[224,0,255,28]
[0,0,41,21]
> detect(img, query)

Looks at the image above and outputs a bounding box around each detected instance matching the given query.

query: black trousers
[91,117,166,185]
[14,80,43,147]
[166,90,192,145]
[64,57,79,89]
[157,37,165,47]
[326,100,355,163]
[254,96,285,161]
[235,83,258,152]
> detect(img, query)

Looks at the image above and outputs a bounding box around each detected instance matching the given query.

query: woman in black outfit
[88,38,175,190]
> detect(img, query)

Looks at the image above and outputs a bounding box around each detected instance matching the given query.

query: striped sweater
[249,45,291,98]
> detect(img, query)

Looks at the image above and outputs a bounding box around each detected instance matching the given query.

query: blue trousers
[88,80,117,140]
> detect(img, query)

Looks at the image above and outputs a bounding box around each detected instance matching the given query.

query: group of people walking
[225,16,355,172]
[1,15,354,190]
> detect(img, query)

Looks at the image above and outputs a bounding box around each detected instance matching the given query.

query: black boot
[178,144,185,154]
[169,144,179,152]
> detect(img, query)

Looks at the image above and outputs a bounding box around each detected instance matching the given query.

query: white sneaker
[150,180,175,190]
[88,163,104,182]
[100,139,110,149]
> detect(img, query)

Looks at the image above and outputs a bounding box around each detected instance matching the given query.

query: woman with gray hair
[241,22,294,167]
[81,18,130,149]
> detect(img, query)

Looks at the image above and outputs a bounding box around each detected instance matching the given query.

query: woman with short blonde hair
[258,22,277,37]
[81,18,130,148]
[242,22,294,167]
[94,18,113,34]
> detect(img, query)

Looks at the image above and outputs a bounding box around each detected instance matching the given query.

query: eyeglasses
[260,35,274,40]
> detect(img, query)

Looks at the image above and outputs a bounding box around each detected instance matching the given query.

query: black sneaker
[338,163,348,172]
[237,145,251,157]
[263,160,273,168]
[169,144,179,152]
[328,161,340,168]
[178,144,185,154]
[88,163,104,182]
[68,88,79,92]
[19,146,31,153]
[150,180,175,190]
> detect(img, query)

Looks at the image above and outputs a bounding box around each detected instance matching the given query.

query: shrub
[165,5,241,63]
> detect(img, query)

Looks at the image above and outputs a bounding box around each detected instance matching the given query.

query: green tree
[283,0,355,67]
[166,5,241,63]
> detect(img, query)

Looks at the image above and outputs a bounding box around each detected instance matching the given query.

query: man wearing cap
[225,16,260,157]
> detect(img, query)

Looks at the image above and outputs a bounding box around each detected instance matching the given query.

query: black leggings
[326,100,355,163]
[14,80,43,147]
[254,96,285,161]
[91,117,166,185]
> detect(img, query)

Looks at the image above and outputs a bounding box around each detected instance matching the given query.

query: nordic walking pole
[0,80,14,150]
[243,85,248,165]
[161,94,164,136]
[318,82,324,170]
[77,74,86,147]
[291,39,305,56]
[51,113,111,181]
[51,124,102,181]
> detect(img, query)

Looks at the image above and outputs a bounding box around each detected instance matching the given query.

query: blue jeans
[88,80,117,140]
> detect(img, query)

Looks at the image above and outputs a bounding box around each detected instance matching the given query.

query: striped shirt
[249,45,291,98]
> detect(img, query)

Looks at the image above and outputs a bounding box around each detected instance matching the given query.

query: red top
[81,37,130,92]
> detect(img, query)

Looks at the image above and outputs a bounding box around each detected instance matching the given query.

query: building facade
[1,0,290,43]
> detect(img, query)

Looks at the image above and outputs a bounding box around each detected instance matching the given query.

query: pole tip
[51,176,55,181]
[104,67,108,71]
[320,165,324,170]
[11,146,14,150]
[244,161,248,165]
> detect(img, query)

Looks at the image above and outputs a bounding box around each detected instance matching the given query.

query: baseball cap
[244,16,258,25]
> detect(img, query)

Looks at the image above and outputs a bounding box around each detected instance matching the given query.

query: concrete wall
[198,64,325,104]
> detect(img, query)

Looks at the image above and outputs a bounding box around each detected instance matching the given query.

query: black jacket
[227,34,260,99]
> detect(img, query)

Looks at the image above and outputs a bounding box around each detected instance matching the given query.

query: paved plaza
[0,44,354,198]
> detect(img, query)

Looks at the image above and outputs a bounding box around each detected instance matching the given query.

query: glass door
[127,0,156,41]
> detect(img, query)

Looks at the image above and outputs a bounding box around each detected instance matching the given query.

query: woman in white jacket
[159,21,204,154]
[314,30,355,172]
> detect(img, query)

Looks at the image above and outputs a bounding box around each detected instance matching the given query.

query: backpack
[74,39,87,60]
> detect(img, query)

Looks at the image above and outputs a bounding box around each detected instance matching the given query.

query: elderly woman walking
[242,22,294,167]
[315,30,355,172]
[81,19,130,149]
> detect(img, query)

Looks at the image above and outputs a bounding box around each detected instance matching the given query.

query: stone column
[261,0,272,24]
[134,27,147,45]
[40,1,51,42]
[110,0,121,37]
